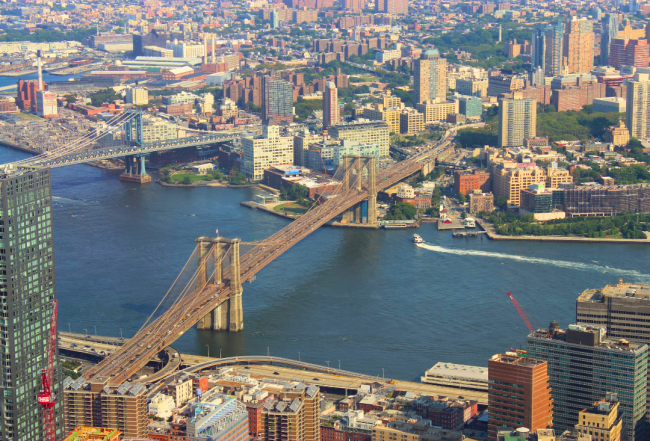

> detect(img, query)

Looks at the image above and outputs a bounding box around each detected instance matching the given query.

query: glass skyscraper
[0,166,61,440]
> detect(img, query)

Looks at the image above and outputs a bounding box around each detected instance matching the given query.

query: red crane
[37,300,57,441]
[506,292,535,333]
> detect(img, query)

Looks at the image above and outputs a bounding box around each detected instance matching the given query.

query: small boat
[413,234,424,244]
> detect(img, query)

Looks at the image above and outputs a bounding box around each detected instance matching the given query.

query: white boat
[413,234,424,244]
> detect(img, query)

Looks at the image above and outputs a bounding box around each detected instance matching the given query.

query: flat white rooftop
[424,362,488,382]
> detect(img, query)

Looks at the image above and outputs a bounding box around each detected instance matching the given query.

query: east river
[1,147,649,381]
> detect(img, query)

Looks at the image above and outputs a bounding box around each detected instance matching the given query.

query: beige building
[564,17,594,74]
[546,167,573,188]
[498,92,536,147]
[575,395,623,441]
[125,87,149,105]
[626,73,650,141]
[576,282,650,424]
[414,49,448,104]
[361,105,401,133]
[491,165,547,206]
[415,100,459,123]
[293,130,320,167]
[329,121,390,157]
[141,118,178,143]
[455,78,488,98]
[167,376,193,408]
[243,125,294,180]
[400,109,424,135]
[606,120,630,147]
[373,91,402,108]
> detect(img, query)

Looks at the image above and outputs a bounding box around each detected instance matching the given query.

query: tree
[181,177,192,185]
[458,193,466,203]
[494,195,508,210]
[63,95,77,103]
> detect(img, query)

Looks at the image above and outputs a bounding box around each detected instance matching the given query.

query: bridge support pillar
[195,236,243,333]
[120,154,151,184]
[340,155,377,225]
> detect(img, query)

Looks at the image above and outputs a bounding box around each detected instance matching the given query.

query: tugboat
[413,234,424,244]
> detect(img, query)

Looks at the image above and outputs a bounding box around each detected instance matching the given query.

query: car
[70,343,77,348]
[313,378,320,381]
[273,372,280,375]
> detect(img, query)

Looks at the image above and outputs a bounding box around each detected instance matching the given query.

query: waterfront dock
[438,218,464,230]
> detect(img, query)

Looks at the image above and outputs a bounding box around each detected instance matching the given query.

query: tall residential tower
[413,49,447,105]
[323,81,340,129]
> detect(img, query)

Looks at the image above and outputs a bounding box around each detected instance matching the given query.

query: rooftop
[424,362,488,382]
[577,282,650,303]
[490,352,546,368]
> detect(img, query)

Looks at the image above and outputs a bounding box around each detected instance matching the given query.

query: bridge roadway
[32,130,252,168]
[84,125,469,387]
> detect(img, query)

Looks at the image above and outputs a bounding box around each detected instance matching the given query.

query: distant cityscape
[1,0,650,439]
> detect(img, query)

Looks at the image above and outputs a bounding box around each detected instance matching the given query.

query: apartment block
[626,73,650,140]
[491,165,546,206]
[609,38,650,68]
[457,96,483,118]
[487,352,553,441]
[243,125,294,180]
[415,100,458,123]
[469,192,494,214]
[564,17,594,74]
[399,109,424,135]
[527,323,648,441]
[498,92,536,148]
[561,185,650,215]
[361,105,401,133]
[125,87,149,105]
[262,75,294,125]
[551,79,606,112]
[454,170,491,196]
[455,78,488,98]
[323,81,340,129]
[260,383,320,441]
[414,49,447,104]
[487,75,525,97]
[329,121,390,157]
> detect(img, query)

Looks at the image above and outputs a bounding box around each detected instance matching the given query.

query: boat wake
[416,243,650,282]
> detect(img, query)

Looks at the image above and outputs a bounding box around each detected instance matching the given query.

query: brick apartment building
[454,170,491,196]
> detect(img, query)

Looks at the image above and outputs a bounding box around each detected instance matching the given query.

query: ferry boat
[413,234,424,244]
[464,217,476,228]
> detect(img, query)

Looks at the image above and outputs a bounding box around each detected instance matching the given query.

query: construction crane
[506,292,535,333]
[38,300,57,441]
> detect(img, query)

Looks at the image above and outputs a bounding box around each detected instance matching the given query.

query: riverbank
[158,179,277,193]
[476,218,650,244]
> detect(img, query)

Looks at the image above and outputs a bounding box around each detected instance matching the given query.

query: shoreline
[476,218,650,245]
[0,140,123,171]
[157,179,278,193]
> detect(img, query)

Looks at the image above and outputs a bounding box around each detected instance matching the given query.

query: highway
[83,125,466,386]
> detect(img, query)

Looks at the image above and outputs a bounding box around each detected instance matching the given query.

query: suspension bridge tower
[120,111,152,184]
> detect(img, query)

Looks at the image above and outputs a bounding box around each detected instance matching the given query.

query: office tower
[576,282,650,425]
[242,126,294,180]
[323,81,340,129]
[413,49,448,104]
[487,352,553,441]
[527,322,648,441]
[270,9,279,28]
[497,92,536,148]
[328,121,390,157]
[626,73,650,140]
[545,21,565,76]
[0,166,62,441]
[564,18,594,74]
[262,75,293,126]
[601,14,619,65]
[575,394,623,441]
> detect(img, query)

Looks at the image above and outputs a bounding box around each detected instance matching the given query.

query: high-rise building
[601,14,619,66]
[576,282,650,425]
[259,383,320,441]
[487,352,553,441]
[375,0,407,14]
[564,18,594,74]
[527,322,648,441]
[242,125,294,180]
[626,73,650,140]
[270,9,279,28]
[531,24,548,73]
[609,38,650,68]
[262,76,294,125]
[328,121,390,157]
[125,87,149,106]
[323,81,340,129]
[414,49,448,105]
[545,21,565,76]
[0,166,62,441]
[497,92,536,148]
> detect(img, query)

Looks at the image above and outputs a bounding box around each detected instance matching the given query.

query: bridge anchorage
[340,155,377,225]
[195,236,243,332]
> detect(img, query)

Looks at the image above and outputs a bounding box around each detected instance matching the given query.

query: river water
[2,147,649,381]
